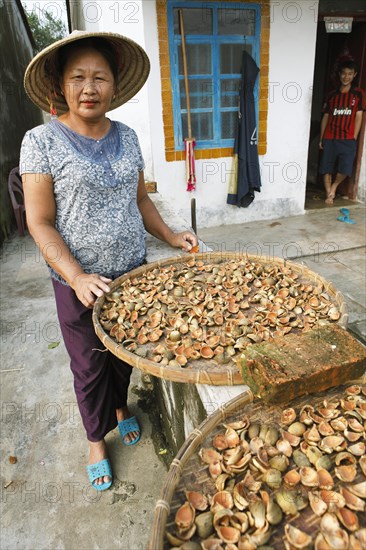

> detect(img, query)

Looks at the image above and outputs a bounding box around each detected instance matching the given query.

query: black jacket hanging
[227,50,261,207]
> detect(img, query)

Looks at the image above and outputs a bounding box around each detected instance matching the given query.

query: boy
[319,60,364,205]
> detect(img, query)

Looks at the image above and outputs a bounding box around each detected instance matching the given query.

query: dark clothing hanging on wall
[227,50,262,207]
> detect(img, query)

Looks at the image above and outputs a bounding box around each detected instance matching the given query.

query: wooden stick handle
[191,198,197,234]
[179,9,192,139]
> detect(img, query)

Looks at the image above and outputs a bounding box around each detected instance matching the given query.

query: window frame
[167,1,261,150]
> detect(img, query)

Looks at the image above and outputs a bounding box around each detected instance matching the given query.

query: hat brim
[24,30,150,114]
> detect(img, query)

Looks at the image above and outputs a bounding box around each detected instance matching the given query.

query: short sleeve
[19,129,51,175]
[130,129,145,172]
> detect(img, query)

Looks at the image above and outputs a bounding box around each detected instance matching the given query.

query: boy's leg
[319,140,336,203]
[327,173,348,203]
[323,173,332,203]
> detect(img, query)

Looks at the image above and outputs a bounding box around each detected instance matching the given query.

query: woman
[20,31,197,490]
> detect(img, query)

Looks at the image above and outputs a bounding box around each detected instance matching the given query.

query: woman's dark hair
[57,37,119,80]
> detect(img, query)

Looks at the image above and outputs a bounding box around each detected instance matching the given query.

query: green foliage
[24,7,67,54]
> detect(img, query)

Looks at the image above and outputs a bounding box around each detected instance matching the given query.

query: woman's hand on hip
[71,273,112,308]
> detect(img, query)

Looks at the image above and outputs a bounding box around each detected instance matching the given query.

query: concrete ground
[1,202,365,550]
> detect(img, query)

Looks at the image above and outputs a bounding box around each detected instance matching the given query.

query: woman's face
[60,47,116,120]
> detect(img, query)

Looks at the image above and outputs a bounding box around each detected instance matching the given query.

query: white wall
[77,0,320,227]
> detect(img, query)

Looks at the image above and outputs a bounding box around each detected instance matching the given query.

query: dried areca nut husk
[320,513,349,549]
[314,532,332,550]
[199,448,223,465]
[284,524,312,549]
[335,451,356,466]
[303,446,323,466]
[344,428,363,442]
[230,511,249,534]
[319,435,346,454]
[262,426,280,446]
[292,449,311,468]
[209,460,223,479]
[195,511,214,539]
[262,468,282,489]
[225,427,240,448]
[334,464,357,483]
[318,421,334,436]
[288,422,306,437]
[165,530,186,546]
[339,487,365,512]
[248,501,266,529]
[355,529,366,546]
[249,437,264,454]
[212,433,229,451]
[200,538,224,550]
[319,489,345,509]
[360,455,366,476]
[282,431,301,447]
[345,481,366,499]
[266,498,283,526]
[215,473,231,492]
[185,491,208,511]
[308,490,328,516]
[336,507,359,532]
[315,455,333,471]
[268,454,289,473]
[346,385,361,395]
[212,508,233,529]
[248,522,272,547]
[276,438,293,457]
[175,501,195,531]
[347,417,364,432]
[211,491,234,512]
[242,470,262,493]
[330,416,348,431]
[176,524,197,541]
[303,425,321,444]
[317,468,334,490]
[348,534,365,550]
[348,441,365,456]
[274,488,298,515]
[232,481,249,511]
[215,525,240,545]
[281,408,297,425]
[283,469,300,487]
[300,466,319,487]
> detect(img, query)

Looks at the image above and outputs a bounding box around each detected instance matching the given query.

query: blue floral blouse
[19,119,146,285]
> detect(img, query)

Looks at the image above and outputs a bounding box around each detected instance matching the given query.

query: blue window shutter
[167,1,261,150]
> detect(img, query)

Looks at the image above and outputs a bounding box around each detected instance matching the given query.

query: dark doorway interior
[305,11,366,210]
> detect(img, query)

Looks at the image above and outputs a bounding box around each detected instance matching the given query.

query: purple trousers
[52,279,132,442]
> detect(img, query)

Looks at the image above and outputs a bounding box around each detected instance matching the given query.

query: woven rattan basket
[92,252,348,385]
[148,384,365,550]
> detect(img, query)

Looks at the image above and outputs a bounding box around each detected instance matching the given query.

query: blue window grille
[167,1,261,150]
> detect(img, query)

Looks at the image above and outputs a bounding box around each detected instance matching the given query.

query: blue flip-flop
[337,215,356,224]
[118,416,141,446]
[87,458,113,491]
[339,208,350,216]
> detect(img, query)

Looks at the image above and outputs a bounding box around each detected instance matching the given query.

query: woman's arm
[136,172,197,251]
[22,173,111,308]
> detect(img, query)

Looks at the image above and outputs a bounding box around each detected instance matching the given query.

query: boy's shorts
[319,139,357,177]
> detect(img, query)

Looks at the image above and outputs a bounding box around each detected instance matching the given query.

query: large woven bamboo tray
[92,252,348,385]
[149,383,365,549]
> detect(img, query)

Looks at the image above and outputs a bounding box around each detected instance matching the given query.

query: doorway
[305,12,366,210]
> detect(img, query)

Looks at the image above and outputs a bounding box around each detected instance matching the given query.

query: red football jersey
[322,87,365,140]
